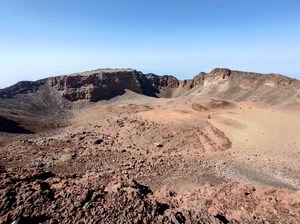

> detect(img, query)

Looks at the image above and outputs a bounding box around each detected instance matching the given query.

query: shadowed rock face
[0,80,46,98]
[0,116,34,134]
[144,73,180,88]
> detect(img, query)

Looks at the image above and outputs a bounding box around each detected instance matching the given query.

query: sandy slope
[209,103,300,189]
[64,90,300,190]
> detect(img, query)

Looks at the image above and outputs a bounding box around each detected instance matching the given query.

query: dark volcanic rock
[0,168,299,223]
[0,80,46,99]
[144,73,180,88]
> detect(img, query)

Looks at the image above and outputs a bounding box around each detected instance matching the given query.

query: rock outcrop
[144,73,180,88]
[1,168,299,223]
[47,70,144,102]
[193,68,300,104]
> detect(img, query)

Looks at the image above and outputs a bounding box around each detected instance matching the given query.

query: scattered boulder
[93,139,103,145]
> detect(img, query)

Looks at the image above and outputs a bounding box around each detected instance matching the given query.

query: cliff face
[0,70,181,102]
[47,70,144,102]
[144,73,180,88]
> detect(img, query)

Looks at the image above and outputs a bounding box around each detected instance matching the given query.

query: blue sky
[1,0,300,88]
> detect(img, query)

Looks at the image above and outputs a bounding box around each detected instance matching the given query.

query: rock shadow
[0,116,35,134]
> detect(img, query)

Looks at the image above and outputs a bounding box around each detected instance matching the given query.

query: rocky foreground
[1,167,300,224]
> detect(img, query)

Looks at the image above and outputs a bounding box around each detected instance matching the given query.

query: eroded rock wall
[0,68,299,104]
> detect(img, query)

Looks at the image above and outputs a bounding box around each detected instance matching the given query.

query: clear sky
[1,0,300,88]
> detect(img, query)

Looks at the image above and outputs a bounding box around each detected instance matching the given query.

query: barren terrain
[1,68,300,223]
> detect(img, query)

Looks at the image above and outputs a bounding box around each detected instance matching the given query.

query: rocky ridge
[0,67,299,133]
[1,68,299,104]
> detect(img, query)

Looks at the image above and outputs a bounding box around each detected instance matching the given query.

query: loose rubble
[1,167,300,223]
